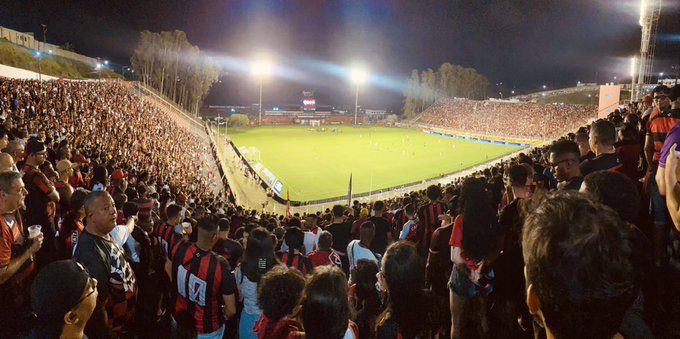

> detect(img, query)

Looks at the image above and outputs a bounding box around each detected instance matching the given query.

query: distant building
[658,79,680,87]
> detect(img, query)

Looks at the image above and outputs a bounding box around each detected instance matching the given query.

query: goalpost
[244,146,261,162]
[309,120,321,127]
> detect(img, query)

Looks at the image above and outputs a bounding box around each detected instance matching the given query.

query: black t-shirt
[213,238,243,270]
[367,216,391,255]
[579,152,621,176]
[325,221,352,254]
[580,150,595,163]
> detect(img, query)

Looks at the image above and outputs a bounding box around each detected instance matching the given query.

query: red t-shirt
[0,213,33,284]
[307,249,341,268]
[448,215,479,271]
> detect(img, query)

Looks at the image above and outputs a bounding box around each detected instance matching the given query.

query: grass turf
[224,126,522,202]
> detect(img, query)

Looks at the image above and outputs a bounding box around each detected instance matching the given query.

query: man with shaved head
[0,153,16,173]
[4,140,23,165]
[55,160,75,214]
[73,191,137,337]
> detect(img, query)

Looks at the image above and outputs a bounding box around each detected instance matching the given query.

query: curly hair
[257,266,306,322]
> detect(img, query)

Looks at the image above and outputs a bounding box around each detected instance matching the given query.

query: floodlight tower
[251,60,272,126]
[632,0,661,102]
[350,67,367,125]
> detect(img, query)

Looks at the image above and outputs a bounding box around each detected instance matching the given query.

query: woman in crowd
[297,265,357,339]
[234,227,280,339]
[282,227,313,274]
[449,177,501,338]
[253,266,306,339]
[376,242,440,339]
[57,188,90,258]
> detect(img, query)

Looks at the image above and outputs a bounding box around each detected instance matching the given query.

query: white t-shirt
[110,225,140,263]
[304,228,321,254]
[346,240,379,271]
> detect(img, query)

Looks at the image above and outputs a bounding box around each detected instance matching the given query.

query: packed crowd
[417,98,596,139]
[0,78,678,339]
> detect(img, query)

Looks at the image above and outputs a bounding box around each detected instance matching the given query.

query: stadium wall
[0,26,98,65]
[417,125,540,147]
[0,63,59,80]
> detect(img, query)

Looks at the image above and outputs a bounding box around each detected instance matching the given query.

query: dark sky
[2,0,679,111]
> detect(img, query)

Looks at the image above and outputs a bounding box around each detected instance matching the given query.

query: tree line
[402,63,490,119]
[131,30,219,114]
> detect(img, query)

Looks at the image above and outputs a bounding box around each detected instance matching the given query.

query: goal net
[243,146,261,162]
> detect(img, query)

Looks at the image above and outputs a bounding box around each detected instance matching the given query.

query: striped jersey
[416,201,445,255]
[171,241,236,334]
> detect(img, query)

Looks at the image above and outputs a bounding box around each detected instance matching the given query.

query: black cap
[31,260,90,324]
[25,139,46,154]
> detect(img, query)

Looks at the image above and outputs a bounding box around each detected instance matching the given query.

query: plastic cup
[181,222,191,230]
[28,225,42,239]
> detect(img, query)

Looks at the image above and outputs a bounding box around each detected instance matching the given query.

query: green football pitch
[224,126,522,202]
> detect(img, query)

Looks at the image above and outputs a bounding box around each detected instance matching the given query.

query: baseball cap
[25,139,46,154]
[111,169,127,180]
[31,260,90,324]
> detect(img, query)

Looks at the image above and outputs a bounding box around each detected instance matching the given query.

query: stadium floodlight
[251,59,273,126]
[104,60,109,66]
[48,49,53,54]
[659,72,664,77]
[95,63,101,69]
[511,90,515,94]
[542,85,547,89]
[349,66,368,125]
[630,57,637,77]
[639,0,646,26]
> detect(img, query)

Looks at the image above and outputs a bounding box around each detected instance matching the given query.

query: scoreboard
[302,90,316,112]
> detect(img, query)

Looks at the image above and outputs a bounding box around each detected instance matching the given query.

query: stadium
[0,1,679,339]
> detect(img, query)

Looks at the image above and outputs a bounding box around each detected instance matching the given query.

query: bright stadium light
[95,63,101,69]
[350,66,368,125]
[350,67,368,85]
[630,56,637,77]
[542,84,547,89]
[639,0,646,26]
[659,72,664,77]
[251,59,273,126]
[104,60,109,65]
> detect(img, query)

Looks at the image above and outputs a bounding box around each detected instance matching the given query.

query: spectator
[170,217,237,338]
[0,171,42,335]
[55,159,75,215]
[0,152,16,173]
[425,204,454,338]
[615,123,643,181]
[57,188,89,258]
[282,227,313,274]
[376,242,440,338]
[213,218,243,270]
[307,231,342,268]
[234,227,279,339]
[548,139,583,191]
[297,265,358,339]
[303,213,321,254]
[155,203,185,259]
[522,192,637,339]
[348,260,381,339]
[73,190,137,337]
[347,221,379,272]
[367,200,392,255]
[22,138,59,270]
[325,204,352,272]
[398,203,418,241]
[5,140,24,165]
[350,208,369,240]
[29,260,98,339]
[580,119,621,176]
[575,129,595,162]
[254,266,306,339]
[416,185,445,256]
[448,177,500,338]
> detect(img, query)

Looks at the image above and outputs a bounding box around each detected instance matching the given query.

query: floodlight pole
[259,77,263,126]
[354,84,359,125]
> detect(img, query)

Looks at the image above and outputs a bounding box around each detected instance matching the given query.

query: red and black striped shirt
[416,201,445,255]
[281,252,313,275]
[171,241,236,334]
[647,108,680,164]
[155,222,182,259]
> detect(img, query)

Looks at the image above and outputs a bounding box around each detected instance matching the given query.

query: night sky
[2,0,679,112]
